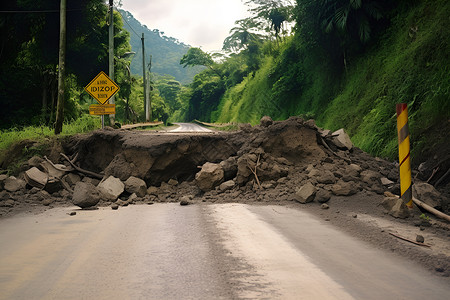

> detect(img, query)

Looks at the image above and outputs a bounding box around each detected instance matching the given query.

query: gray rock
[98,176,125,201]
[1,199,15,207]
[147,186,159,195]
[111,204,119,210]
[361,170,381,184]
[381,177,394,186]
[64,173,81,186]
[260,116,273,127]
[389,198,410,219]
[412,182,441,209]
[317,170,336,184]
[331,129,353,150]
[195,162,224,191]
[124,176,147,197]
[416,235,425,243]
[321,203,330,209]
[295,182,317,203]
[27,156,44,168]
[4,176,26,192]
[220,157,238,181]
[331,181,358,196]
[25,167,48,189]
[72,181,100,208]
[219,180,235,192]
[316,189,331,203]
[381,196,398,212]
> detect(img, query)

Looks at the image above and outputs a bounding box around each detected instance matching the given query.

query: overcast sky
[120,0,250,52]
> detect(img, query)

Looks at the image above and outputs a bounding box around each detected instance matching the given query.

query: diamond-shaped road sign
[84,71,120,105]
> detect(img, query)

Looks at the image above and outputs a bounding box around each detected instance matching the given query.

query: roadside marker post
[396,103,413,208]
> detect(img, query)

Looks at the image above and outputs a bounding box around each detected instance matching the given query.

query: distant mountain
[119,9,203,84]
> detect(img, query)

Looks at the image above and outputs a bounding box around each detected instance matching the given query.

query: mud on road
[0,116,449,278]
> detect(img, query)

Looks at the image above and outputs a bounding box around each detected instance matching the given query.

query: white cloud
[120,0,250,52]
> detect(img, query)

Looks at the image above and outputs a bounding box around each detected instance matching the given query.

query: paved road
[170,122,213,133]
[0,204,449,299]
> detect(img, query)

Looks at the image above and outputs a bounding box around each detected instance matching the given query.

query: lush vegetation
[0,1,194,132]
[180,0,449,162]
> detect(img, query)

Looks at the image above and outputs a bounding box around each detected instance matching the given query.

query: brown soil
[1,117,449,279]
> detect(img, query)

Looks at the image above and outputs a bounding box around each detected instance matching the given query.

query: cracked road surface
[0,204,449,299]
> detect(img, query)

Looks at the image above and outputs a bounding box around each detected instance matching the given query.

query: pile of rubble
[0,116,447,220]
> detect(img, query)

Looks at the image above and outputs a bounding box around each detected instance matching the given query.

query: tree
[180,47,221,77]
[222,18,263,52]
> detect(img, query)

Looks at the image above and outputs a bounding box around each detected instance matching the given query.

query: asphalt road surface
[0,204,449,300]
[170,122,213,133]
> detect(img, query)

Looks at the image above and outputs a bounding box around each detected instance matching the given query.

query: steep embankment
[211,1,449,168]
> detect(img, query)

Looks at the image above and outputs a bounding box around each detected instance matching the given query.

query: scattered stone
[389,198,410,219]
[195,162,224,191]
[68,211,76,216]
[360,170,381,184]
[39,161,67,179]
[381,177,394,186]
[352,214,358,218]
[331,129,353,150]
[147,186,159,195]
[128,193,138,203]
[4,176,26,192]
[44,179,63,194]
[220,157,238,181]
[315,189,331,203]
[331,181,358,196]
[72,181,100,208]
[321,203,329,209]
[416,235,425,243]
[412,181,442,209]
[111,204,119,210]
[1,199,14,207]
[124,176,147,197]
[316,170,336,184]
[219,180,235,192]
[294,182,316,204]
[42,197,55,206]
[98,176,125,201]
[25,167,48,189]
[63,173,81,186]
[28,156,44,168]
[180,199,191,206]
[260,116,273,127]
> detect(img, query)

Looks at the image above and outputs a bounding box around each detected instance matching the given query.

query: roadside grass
[0,115,101,152]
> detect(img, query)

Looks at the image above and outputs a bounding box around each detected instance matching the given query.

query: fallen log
[60,153,103,179]
[412,197,450,223]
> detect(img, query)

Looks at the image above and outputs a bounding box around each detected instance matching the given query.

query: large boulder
[220,157,238,181]
[195,162,224,191]
[4,176,26,192]
[97,176,125,201]
[294,182,317,204]
[124,176,147,197]
[331,129,353,150]
[412,182,442,209]
[72,181,100,208]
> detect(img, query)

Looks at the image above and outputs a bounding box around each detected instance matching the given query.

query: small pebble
[352,214,358,218]
[68,212,76,216]
[111,204,119,210]
[416,235,425,243]
[321,203,329,209]
[180,200,190,206]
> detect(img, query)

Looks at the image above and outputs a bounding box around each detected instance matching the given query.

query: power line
[116,8,141,39]
[0,9,82,13]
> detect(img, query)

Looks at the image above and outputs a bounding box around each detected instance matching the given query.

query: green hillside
[183,0,449,163]
[119,10,203,84]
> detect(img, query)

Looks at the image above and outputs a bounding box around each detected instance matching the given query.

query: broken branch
[247,154,261,189]
[60,153,103,179]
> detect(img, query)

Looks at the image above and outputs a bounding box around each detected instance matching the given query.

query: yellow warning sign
[89,104,116,115]
[84,71,120,105]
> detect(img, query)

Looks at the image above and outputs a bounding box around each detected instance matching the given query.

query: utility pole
[141,33,149,122]
[54,0,66,135]
[108,0,115,127]
[148,55,152,121]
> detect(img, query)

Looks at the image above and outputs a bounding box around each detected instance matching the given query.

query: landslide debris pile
[0,116,447,217]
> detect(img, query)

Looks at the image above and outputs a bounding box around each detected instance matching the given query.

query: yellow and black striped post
[396,103,413,208]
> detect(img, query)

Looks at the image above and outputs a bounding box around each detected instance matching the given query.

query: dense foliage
[181,0,449,162]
